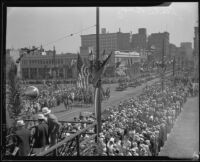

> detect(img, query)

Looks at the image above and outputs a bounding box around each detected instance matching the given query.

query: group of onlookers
[7,75,198,156]
[10,107,61,156]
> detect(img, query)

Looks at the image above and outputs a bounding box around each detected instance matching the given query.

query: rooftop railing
[4,120,97,156]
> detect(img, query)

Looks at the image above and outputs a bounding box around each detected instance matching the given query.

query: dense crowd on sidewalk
[95,76,198,156]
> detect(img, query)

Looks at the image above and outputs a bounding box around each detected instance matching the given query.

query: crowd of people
[95,76,197,156]
[19,84,95,118]
[55,76,197,156]
[6,75,198,156]
[8,107,61,156]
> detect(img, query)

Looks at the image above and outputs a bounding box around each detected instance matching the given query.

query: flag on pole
[77,53,83,74]
[85,67,90,89]
[102,50,106,60]
[77,53,91,90]
[88,50,94,61]
[92,52,113,87]
[77,54,84,88]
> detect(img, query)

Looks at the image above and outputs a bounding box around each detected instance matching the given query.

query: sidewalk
[159,96,199,158]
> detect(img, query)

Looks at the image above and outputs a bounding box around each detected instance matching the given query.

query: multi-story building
[20,47,77,80]
[169,43,178,58]
[194,27,199,56]
[193,26,199,79]
[147,32,170,60]
[176,42,194,75]
[114,51,141,79]
[131,28,147,52]
[103,50,141,78]
[180,42,193,60]
[80,28,131,62]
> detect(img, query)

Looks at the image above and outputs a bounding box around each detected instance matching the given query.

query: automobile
[139,79,146,84]
[128,82,137,88]
[115,86,124,91]
[116,83,127,91]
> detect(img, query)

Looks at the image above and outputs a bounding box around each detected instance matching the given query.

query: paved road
[159,96,199,159]
[52,76,164,121]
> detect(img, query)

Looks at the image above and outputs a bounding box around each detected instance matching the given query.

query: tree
[7,61,23,126]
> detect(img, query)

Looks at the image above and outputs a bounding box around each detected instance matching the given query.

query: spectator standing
[31,114,49,155]
[13,120,32,156]
[42,107,61,148]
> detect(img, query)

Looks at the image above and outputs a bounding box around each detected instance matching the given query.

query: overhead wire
[18,24,96,62]
[42,24,96,47]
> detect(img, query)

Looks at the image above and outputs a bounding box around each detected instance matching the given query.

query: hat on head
[38,114,46,120]
[110,137,115,142]
[16,120,25,127]
[42,107,51,115]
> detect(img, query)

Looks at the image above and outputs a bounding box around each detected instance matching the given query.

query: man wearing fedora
[42,107,61,148]
[13,120,32,156]
[31,114,49,155]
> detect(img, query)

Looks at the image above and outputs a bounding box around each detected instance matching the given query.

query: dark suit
[15,128,31,156]
[47,114,61,146]
[33,123,49,148]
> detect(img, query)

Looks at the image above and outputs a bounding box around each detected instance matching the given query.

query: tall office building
[193,26,199,79]
[80,28,131,62]
[147,32,170,60]
[131,28,147,52]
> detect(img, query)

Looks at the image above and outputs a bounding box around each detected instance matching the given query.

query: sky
[6,2,198,54]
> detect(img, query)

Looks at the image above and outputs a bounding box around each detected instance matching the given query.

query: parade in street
[3,3,199,160]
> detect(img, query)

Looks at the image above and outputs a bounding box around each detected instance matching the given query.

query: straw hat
[16,120,25,127]
[42,107,51,115]
[38,114,46,120]
[110,137,115,142]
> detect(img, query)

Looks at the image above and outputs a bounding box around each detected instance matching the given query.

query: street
[52,76,163,121]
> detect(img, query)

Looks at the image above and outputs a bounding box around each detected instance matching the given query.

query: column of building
[28,68,30,79]
[36,68,39,79]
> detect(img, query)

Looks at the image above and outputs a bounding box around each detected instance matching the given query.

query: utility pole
[96,7,101,138]
[161,38,165,92]
[53,46,57,89]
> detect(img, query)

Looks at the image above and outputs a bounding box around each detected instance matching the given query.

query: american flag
[81,64,90,89]
[77,54,90,89]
